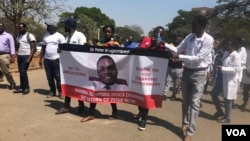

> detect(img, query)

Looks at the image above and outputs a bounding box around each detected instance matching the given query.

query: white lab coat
[221,51,241,100]
[237,46,247,83]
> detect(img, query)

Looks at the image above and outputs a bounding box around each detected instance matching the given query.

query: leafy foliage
[164,10,199,43]
[0,0,67,37]
[115,26,141,44]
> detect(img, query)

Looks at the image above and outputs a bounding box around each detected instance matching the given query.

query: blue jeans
[181,68,206,136]
[44,58,61,93]
[164,67,182,95]
[17,55,31,90]
[210,74,224,114]
[224,98,233,119]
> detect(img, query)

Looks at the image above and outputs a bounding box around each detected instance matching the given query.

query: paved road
[0,69,249,141]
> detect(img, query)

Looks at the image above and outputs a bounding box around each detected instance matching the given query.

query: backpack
[139,36,151,48]
[26,32,37,53]
[18,32,37,53]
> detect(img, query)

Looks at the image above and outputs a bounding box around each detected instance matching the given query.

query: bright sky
[65,0,219,35]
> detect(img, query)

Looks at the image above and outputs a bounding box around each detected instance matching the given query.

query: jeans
[44,58,61,94]
[210,74,224,114]
[224,98,233,119]
[181,68,206,136]
[17,55,31,90]
[138,106,149,121]
[164,67,182,95]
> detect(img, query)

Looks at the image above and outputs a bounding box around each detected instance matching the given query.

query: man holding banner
[55,18,87,115]
[165,15,214,141]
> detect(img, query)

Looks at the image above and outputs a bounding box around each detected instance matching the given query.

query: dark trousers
[242,84,250,104]
[17,55,31,90]
[64,96,84,109]
[138,106,149,121]
[44,58,61,93]
[210,74,224,114]
[88,103,117,116]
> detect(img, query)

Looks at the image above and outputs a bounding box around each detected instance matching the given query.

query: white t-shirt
[65,30,86,45]
[17,32,36,55]
[42,32,66,60]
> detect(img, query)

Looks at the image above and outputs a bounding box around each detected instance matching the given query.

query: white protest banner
[59,44,169,109]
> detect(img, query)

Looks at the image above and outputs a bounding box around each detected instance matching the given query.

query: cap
[64,18,77,28]
[45,22,57,27]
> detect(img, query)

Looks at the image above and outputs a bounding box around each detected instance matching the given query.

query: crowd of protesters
[0,14,249,141]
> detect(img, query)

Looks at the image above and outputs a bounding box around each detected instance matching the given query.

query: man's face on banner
[97,57,118,85]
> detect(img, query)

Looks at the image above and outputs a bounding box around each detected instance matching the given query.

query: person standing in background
[239,49,250,110]
[216,38,241,123]
[135,26,165,131]
[0,22,16,90]
[14,23,36,94]
[163,35,183,101]
[236,37,247,90]
[55,18,87,115]
[39,22,65,99]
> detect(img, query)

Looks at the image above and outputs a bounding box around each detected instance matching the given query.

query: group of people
[1,14,249,141]
[0,22,36,95]
[165,15,249,141]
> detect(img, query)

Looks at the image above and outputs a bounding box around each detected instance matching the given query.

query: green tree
[214,0,250,19]
[115,26,141,44]
[0,0,67,37]
[74,7,115,27]
[211,0,250,46]
[58,7,116,42]
[164,10,199,42]
[124,25,144,36]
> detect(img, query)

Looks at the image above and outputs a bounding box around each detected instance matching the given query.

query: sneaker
[213,112,224,119]
[13,88,23,93]
[22,89,30,95]
[217,117,230,123]
[138,120,146,131]
[47,92,56,98]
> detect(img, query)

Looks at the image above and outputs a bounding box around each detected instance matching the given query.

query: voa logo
[226,129,246,136]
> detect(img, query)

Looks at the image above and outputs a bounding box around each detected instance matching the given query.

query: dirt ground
[0,69,249,141]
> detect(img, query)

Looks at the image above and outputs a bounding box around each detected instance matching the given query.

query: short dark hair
[102,25,115,33]
[195,15,208,28]
[64,18,77,28]
[97,55,117,69]
[154,26,164,32]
